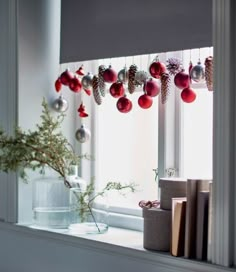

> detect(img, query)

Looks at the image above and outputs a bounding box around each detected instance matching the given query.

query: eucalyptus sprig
[0,98,82,188]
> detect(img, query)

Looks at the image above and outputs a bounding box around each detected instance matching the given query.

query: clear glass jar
[32,176,71,229]
[69,187,109,234]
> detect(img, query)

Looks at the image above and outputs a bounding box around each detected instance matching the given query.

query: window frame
[1,0,236,267]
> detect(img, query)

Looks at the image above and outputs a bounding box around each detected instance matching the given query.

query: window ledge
[0,222,234,272]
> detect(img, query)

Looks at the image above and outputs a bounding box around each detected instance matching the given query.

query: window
[1,1,235,269]
[57,48,214,230]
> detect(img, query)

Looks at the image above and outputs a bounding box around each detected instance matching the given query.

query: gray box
[159,178,187,210]
[143,208,171,251]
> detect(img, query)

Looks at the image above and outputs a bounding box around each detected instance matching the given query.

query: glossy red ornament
[55,78,62,92]
[109,82,125,98]
[103,65,117,83]
[69,76,82,92]
[138,94,153,109]
[149,61,166,79]
[60,69,74,86]
[116,96,132,113]
[76,65,85,76]
[144,79,160,97]
[174,71,190,89]
[181,87,196,103]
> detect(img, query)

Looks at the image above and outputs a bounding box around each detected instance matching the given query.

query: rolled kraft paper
[143,208,171,251]
[159,178,187,210]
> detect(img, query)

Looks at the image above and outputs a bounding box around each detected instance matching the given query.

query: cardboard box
[159,178,187,210]
[143,208,171,251]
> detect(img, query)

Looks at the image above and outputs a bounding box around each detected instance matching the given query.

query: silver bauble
[118,68,128,83]
[190,61,205,82]
[135,70,148,86]
[82,73,93,89]
[52,95,69,112]
[75,125,91,143]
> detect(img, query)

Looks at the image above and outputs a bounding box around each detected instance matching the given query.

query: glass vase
[69,187,109,234]
[32,176,71,229]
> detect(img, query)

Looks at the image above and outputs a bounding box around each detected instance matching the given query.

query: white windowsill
[0,222,234,272]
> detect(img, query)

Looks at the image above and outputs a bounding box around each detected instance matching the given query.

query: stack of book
[171,179,213,261]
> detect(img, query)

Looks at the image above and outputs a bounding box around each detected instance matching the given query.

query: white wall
[17,0,77,223]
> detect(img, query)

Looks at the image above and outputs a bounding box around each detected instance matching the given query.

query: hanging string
[147,54,151,73]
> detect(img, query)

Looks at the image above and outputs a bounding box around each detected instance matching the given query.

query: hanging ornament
[92,75,102,105]
[83,89,91,96]
[205,56,213,91]
[174,70,190,89]
[69,76,82,93]
[190,60,205,82]
[75,125,91,143]
[77,103,89,118]
[161,73,171,104]
[143,78,160,97]
[60,69,74,86]
[103,65,117,83]
[118,67,128,83]
[181,87,197,103]
[98,65,106,97]
[76,65,85,76]
[54,78,62,93]
[128,64,138,94]
[109,82,125,98]
[135,70,148,86]
[52,95,69,112]
[166,58,183,76]
[189,61,193,75]
[138,94,153,109]
[116,96,132,113]
[149,60,166,79]
[82,73,93,89]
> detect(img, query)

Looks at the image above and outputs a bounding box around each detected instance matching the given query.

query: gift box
[159,178,187,210]
[143,207,171,251]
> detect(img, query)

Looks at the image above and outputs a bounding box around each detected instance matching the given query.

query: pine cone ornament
[92,75,102,105]
[98,65,106,97]
[161,73,171,104]
[128,64,138,94]
[166,58,182,76]
[205,56,213,91]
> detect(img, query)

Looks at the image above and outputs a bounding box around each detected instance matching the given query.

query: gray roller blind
[60,0,212,63]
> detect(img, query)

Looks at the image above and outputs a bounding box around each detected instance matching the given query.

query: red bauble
[116,96,132,113]
[55,78,62,92]
[69,76,82,92]
[109,82,125,98]
[103,66,118,83]
[149,61,166,79]
[60,69,74,86]
[181,87,196,103]
[138,94,153,109]
[174,71,190,89]
[144,79,160,97]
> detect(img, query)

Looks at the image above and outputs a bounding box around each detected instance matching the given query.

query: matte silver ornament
[75,125,91,143]
[190,61,205,82]
[52,95,68,112]
[82,73,93,89]
[118,67,128,83]
[135,70,148,86]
